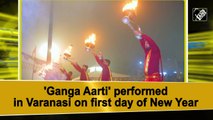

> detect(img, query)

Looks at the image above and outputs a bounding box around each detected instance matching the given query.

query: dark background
[189,0,213,33]
[0,0,18,63]
[0,0,18,17]
[0,110,212,120]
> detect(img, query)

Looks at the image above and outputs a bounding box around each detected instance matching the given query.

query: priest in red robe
[60,68,73,80]
[92,50,112,81]
[133,29,163,82]
[69,60,89,81]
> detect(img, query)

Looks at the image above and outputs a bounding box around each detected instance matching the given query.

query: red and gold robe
[139,34,163,82]
[94,54,112,81]
[71,62,89,81]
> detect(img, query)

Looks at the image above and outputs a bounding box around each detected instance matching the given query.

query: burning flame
[85,33,96,45]
[122,0,138,12]
[63,45,72,58]
[64,45,72,54]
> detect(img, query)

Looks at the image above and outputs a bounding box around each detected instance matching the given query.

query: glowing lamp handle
[122,16,142,40]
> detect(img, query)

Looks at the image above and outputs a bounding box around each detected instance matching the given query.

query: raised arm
[130,27,152,53]
[92,50,104,67]
[60,67,68,75]
[138,34,152,53]
[70,61,82,72]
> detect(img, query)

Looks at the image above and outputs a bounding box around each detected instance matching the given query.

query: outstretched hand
[91,49,96,55]
[98,51,104,60]
[66,57,76,64]
[133,27,143,40]
[98,51,102,56]
[64,56,74,63]
[122,16,143,40]
[70,58,77,64]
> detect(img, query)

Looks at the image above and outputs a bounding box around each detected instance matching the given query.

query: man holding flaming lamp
[60,68,73,80]
[122,0,163,82]
[69,60,89,81]
[63,45,90,81]
[92,51,112,81]
[85,33,112,81]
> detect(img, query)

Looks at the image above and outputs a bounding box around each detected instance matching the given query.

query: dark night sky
[1,110,213,120]
[0,0,18,16]
[22,0,184,77]
[188,0,213,33]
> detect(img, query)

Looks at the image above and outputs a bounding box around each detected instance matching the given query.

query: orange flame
[85,33,96,45]
[122,0,138,12]
[64,45,72,54]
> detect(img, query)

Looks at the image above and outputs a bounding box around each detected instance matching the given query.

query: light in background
[89,66,102,73]
[38,42,60,63]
